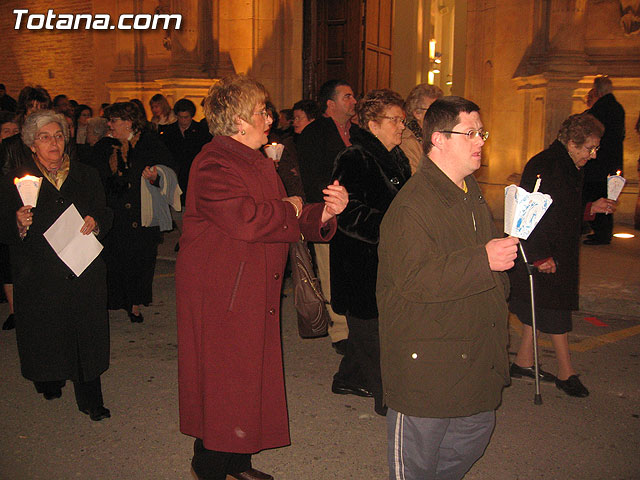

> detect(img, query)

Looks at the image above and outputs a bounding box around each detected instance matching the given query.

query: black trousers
[334,314,384,412]
[33,376,104,410]
[583,181,613,242]
[191,438,251,480]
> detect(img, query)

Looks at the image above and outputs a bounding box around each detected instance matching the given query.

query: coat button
[127,182,132,189]
[411,353,418,359]
[57,197,64,204]
[273,273,280,280]
[124,203,132,209]
[283,224,288,230]
[461,353,468,360]
[268,308,276,315]
[66,273,76,280]
[491,322,496,327]
[132,221,138,228]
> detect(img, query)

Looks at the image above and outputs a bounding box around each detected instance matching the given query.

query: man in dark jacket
[296,80,358,357]
[583,75,625,245]
[377,97,519,480]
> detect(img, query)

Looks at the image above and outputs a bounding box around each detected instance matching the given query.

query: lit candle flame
[616,170,621,176]
[14,175,41,185]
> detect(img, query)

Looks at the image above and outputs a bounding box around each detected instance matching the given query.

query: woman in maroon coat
[176,75,347,480]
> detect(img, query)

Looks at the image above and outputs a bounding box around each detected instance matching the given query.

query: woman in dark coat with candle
[329,89,411,416]
[508,113,615,398]
[176,74,348,480]
[0,110,112,420]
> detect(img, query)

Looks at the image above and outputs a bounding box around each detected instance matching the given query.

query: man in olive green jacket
[377,96,519,480]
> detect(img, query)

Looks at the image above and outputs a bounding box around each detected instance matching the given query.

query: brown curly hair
[357,89,404,133]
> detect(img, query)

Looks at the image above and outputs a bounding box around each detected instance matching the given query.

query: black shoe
[332,339,348,356]
[331,379,373,397]
[556,375,589,397]
[583,238,610,245]
[128,311,144,323]
[2,313,15,330]
[43,389,62,400]
[509,363,556,383]
[80,405,111,421]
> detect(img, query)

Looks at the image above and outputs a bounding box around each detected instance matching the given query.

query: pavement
[0,222,639,479]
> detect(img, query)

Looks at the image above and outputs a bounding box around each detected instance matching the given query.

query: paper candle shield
[504,184,553,240]
[607,174,625,201]
[264,143,284,161]
[14,175,43,207]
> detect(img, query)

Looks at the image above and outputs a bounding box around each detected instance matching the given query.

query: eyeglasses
[583,145,600,155]
[438,129,489,141]
[378,115,406,126]
[36,132,65,143]
[253,110,271,119]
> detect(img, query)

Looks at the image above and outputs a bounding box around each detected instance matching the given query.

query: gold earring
[241,130,246,135]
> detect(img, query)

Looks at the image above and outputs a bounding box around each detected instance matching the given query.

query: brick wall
[0,1,99,109]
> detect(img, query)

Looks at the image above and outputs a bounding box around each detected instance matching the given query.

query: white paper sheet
[14,175,42,207]
[43,204,103,277]
[504,184,553,240]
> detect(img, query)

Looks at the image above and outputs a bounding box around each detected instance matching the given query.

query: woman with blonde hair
[176,74,348,480]
[149,93,177,126]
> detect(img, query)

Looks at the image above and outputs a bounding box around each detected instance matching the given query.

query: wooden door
[303,0,363,99]
[303,0,393,100]
[363,0,393,92]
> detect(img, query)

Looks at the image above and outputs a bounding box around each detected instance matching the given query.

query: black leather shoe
[128,311,144,323]
[2,313,15,330]
[332,379,373,397]
[80,405,111,421]
[332,339,348,355]
[510,363,556,383]
[556,375,589,397]
[43,389,62,400]
[229,468,274,480]
[583,238,610,245]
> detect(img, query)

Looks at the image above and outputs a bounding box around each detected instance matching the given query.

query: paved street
[1,227,639,479]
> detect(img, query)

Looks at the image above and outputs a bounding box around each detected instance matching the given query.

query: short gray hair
[404,84,444,119]
[21,110,69,147]
[87,117,108,139]
[593,75,613,96]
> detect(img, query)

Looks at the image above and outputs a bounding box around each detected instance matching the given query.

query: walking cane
[518,243,543,405]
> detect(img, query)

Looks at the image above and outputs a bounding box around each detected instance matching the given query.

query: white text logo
[13,9,182,30]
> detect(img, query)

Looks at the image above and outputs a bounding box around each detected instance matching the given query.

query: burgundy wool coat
[176,135,336,453]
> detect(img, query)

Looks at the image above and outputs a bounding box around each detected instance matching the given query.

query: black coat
[93,130,173,310]
[158,120,211,200]
[297,116,361,203]
[584,93,625,182]
[0,158,113,382]
[508,140,584,312]
[330,128,411,318]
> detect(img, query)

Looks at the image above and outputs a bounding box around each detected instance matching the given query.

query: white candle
[533,175,541,193]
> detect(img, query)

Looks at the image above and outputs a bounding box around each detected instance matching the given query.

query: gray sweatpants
[387,409,495,480]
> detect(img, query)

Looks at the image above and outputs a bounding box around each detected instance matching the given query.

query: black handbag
[289,240,330,338]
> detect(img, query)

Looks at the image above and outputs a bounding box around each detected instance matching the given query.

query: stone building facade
[1,0,638,221]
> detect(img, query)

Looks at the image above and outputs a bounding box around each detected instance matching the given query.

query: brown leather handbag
[289,241,330,338]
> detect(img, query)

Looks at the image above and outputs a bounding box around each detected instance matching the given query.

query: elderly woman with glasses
[329,89,411,416]
[508,113,616,398]
[176,74,347,480]
[0,110,113,420]
[400,83,443,174]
